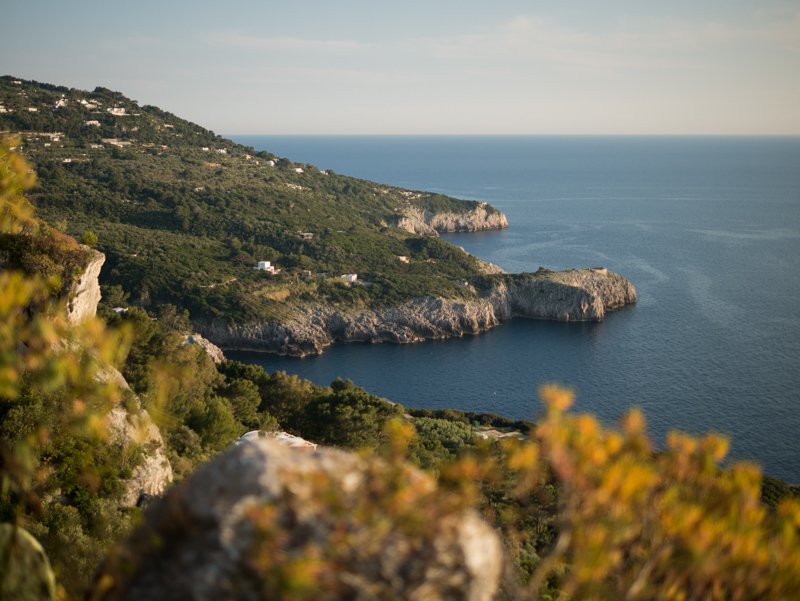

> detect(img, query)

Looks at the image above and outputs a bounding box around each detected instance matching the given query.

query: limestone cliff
[96,362,174,508]
[392,203,509,236]
[65,247,104,324]
[65,253,174,506]
[200,268,636,357]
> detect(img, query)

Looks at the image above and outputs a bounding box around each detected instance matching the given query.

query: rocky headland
[199,267,636,357]
[390,203,509,236]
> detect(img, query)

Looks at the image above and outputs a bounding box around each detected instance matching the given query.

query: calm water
[229,135,800,482]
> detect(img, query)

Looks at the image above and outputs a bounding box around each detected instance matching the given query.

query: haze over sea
[229,135,800,483]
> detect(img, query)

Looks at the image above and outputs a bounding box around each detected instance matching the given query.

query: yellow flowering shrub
[516,384,800,600]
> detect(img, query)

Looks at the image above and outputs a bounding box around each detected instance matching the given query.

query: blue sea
[229,135,800,483]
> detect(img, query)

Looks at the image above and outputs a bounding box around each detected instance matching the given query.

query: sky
[2,0,799,135]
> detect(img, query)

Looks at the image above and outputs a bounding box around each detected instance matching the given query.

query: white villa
[341,273,358,283]
[107,107,126,116]
[255,260,276,273]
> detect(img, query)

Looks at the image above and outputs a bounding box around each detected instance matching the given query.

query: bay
[229,135,800,483]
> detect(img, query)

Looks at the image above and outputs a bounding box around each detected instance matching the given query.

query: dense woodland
[3,80,800,600]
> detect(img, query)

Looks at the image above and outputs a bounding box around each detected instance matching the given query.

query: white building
[107,107,126,116]
[84,120,101,126]
[216,148,227,154]
[341,273,358,283]
[294,167,303,173]
[256,260,275,273]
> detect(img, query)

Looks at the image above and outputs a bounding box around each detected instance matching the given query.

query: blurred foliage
[505,384,800,600]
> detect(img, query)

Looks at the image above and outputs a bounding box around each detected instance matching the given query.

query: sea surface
[228,135,800,483]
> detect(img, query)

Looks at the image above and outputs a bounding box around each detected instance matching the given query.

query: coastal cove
[228,135,800,483]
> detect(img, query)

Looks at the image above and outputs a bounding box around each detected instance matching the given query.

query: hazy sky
[2,0,799,135]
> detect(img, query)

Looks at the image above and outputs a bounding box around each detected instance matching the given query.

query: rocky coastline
[390,203,509,236]
[198,268,636,358]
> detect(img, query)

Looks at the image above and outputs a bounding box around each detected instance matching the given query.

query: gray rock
[71,255,174,506]
[94,440,503,601]
[391,204,509,236]
[65,248,104,324]
[186,333,227,363]
[105,390,174,507]
[0,524,56,601]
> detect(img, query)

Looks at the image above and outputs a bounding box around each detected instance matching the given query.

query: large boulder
[0,523,56,601]
[94,440,503,601]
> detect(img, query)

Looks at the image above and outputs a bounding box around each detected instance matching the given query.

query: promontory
[1,76,635,354]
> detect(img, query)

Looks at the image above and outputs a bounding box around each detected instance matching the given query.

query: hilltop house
[255,260,275,273]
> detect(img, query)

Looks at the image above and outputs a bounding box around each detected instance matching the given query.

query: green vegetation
[1,76,501,325]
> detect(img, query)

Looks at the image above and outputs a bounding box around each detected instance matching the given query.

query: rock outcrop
[65,248,104,324]
[185,333,226,363]
[101,367,174,507]
[200,268,636,357]
[65,253,174,507]
[94,439,503,601]
[392,203,509,236]
[0,524,56,601]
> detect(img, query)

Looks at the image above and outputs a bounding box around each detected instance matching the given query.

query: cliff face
[200,268,636,357]
[65,248,104,324]
[65,254,174,506]
[393,203,509,236]
[105,389,174,507]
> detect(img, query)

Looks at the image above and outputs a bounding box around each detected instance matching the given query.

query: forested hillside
[0,76,502,325]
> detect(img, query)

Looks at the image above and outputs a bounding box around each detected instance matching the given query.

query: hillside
[0,76,507,325]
